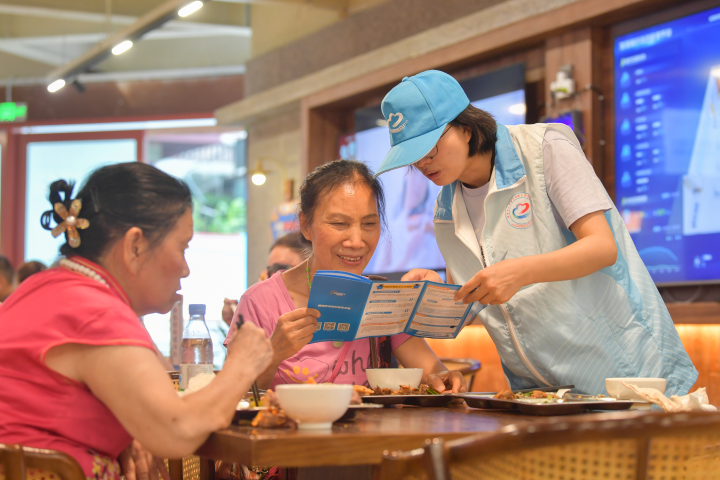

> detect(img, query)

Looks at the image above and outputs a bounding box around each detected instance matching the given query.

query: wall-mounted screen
[614,6,720,284]
[341,64,526,276]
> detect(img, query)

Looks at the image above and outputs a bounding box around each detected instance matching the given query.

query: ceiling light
[178,1,203,17]
[508,103,527,115]
[112,40,133,55]
[47,79,66,93]
[712,67,720,78]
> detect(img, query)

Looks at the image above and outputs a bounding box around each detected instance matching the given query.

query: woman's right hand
[119,440,170,480]
[269,308,321,363]
[226,322,274,376]
[402,268,443,283]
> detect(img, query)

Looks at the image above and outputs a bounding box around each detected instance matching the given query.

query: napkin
[622,382,718,412]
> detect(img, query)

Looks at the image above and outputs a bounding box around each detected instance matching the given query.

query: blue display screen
[614,6,720,284]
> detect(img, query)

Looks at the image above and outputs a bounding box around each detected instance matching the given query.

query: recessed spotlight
[178,1,203,17]
[47,79,66,93]
[112,40,133,55]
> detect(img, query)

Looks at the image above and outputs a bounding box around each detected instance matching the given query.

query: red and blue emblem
[506,193,533,229]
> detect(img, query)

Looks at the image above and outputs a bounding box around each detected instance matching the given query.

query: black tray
[232,404,383,424]
[453,394,639,416]
[362,394,454,407]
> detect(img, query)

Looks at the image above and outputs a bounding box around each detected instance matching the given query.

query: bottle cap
[188,304,206,316]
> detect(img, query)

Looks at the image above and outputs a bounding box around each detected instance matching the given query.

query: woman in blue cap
[375,70,697,396]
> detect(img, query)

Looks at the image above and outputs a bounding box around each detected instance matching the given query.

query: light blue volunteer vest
[434,122,697,396]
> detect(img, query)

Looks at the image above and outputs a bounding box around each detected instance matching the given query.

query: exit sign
[0,102,28,122]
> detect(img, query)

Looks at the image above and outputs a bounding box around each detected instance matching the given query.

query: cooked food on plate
[360,384,441,396]
[493,390,558,400]
[354,385,375,395]
[251,406,291,428]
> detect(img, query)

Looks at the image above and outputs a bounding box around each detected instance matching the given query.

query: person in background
[224,160,467,394]
[259,231,308,282]
[0,256,15,302]
[221,231,309,326]
[0,163,272,480]
[17,260,47,284]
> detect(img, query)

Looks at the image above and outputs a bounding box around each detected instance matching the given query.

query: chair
[438,358,481,390]
[166,456,213,480]
[0,444,84,480]
[378,412,720,480]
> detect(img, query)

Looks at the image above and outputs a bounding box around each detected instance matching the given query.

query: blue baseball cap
[376,70,469,176]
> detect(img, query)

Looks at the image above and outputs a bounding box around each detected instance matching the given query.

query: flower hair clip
[52,199,90,248]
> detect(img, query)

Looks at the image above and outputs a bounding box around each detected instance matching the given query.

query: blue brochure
[307,270,473,343]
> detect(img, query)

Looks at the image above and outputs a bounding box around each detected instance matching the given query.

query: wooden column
[300,99,353,176]
[545,27,607,179]
[0,130,22,266]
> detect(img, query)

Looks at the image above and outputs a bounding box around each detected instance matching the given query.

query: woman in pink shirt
[226,160,467,392]
[0,163,272,480]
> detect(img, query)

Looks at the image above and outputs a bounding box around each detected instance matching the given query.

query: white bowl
[275,384,353,430]
[605,377,667,400]
[366,368,423,390]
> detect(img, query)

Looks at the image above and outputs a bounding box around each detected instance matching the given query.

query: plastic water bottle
[179,304,214,390]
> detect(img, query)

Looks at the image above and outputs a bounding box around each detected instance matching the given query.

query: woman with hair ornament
[0,162,273,480]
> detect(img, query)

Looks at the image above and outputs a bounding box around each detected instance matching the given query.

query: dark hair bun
[39,163,192,261]
[40,180,75,232]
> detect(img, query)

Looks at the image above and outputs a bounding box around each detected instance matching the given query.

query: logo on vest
[387,112,408,133]
[506,193,533,229]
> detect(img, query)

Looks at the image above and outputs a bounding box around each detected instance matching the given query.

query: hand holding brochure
[307,270,473,343]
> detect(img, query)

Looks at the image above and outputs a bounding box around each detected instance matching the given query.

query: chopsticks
[236,314,262,407]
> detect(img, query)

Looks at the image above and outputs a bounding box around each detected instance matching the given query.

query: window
[144,131,247,368]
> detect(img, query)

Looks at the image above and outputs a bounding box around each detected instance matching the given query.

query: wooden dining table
[193,403,646,480]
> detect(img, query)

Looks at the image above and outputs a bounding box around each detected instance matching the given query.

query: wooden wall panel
[544,27,606,178]
[0,76,243,123]
[426,326,510,393]
[300,99,353,176]
[300,45,546,176]
[677,325,720,407]
[429,322,720,406]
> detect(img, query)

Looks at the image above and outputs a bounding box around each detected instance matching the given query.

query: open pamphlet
[307,270,473,343]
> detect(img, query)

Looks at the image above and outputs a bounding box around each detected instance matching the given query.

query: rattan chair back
[0,444,85,480]
[378,412,720,480]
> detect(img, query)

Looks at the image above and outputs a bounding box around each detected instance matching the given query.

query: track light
[47,79,66,93]
[112,40,133,55]
[178,1,203,17]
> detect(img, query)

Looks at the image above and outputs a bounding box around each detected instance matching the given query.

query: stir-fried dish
[358,384,441,396]
[494,390,559,400]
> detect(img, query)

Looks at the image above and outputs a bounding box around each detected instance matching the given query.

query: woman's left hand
[426,370,467,393]
[454,258,526,305]
[119,440,170,480]
[402,268,443,283]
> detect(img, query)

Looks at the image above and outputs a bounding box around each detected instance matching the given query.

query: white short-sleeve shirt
[462,129,613,248]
